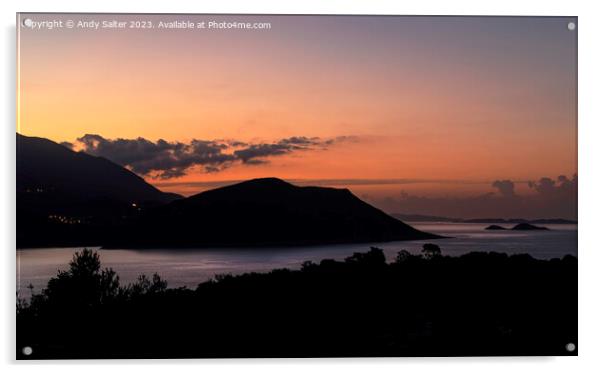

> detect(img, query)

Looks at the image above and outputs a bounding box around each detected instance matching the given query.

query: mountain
[17,133,180,204]
[17,133,180,247]
[16,134,439,248]
[484,223,551,231]
[485,225,507,230]
[511,223,549,231]
[466,218,574,225]
[116,178,441,247]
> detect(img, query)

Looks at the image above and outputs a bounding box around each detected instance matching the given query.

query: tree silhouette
[422,243,442,259]
[129,273,168,296]
[300,260,317,272]
[395,249,412,264]
[43,248,120,307]
[345,247,386,266]
[17,246,577,359]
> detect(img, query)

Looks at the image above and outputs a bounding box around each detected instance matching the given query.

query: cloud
[492,179,516,198]
[528,175,577,198]
[368,175,577,220]
[77,134,235,179]
[233,137,324,164]
[76,134,350,179]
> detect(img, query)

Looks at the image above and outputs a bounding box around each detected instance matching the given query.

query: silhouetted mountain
[485,223,550,231]
[17,133,180,203]
[485,225,507,230]
[467,218,574,225]
[511,223,549,231]
[119,178,441,247]
[17,133,180,247]
[16,136,439,248]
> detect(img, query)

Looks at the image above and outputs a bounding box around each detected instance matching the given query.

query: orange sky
[17,14,577,201]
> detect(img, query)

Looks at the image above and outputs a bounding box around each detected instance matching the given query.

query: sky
[17,14,577,219]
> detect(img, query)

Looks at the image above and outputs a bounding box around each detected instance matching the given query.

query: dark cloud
[368,175,577,220]
[156,168,187,180]
[77,134,235,179]
[492,179,516,198]
[234,144,290,163]
[226,140,248,147]
[528,175,577,198]
[76,134,349,179]
[242,158,269,166]
[233,136,327,164]
[278,136,321,146]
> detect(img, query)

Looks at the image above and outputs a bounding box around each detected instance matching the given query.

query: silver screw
[567,22,576,31]
[566,342,576,352]
[22,346,33,356]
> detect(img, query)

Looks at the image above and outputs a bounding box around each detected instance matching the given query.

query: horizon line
[152,177,536,189]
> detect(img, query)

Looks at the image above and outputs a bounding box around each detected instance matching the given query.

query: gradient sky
[17,14,577,217]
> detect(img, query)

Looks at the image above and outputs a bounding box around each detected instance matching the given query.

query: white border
[2,0,602,372]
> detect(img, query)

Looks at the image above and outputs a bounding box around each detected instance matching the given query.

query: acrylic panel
[16,13,577,359]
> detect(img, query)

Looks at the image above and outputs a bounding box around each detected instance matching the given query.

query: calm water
[17,223,577,294]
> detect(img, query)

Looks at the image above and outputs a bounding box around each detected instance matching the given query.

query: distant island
[485,224,507,230]
[17,134,441,248]
[511,223,550,231]
[485,223,550,231]
[393,213,576,225]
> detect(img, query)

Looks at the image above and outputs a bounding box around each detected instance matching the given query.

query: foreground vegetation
[17,246,577,358]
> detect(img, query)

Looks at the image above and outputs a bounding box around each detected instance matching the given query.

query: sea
[16,222,577,294]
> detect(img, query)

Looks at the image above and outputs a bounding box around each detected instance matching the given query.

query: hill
[118,178,441,247]
[16,134,439,248]
[511,223,549,231]
[17,133,180,247]
[17,133,180,203]
[485,225,507,230]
